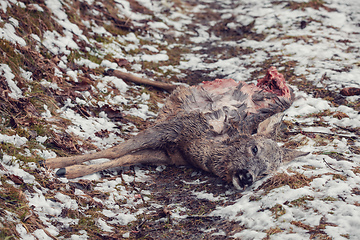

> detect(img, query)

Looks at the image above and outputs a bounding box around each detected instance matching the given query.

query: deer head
[222,113,309,189]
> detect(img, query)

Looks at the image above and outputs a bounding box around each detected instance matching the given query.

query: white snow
[0,23,26,46]
[0,64,23,99]
[0,133,27,147]
[42,30,79,55]
[141,52,169,62]
[1,0,360,239]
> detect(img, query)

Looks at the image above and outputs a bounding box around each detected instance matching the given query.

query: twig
[322,158,350,177]
[135,219,147,231]
[323,158,342,172]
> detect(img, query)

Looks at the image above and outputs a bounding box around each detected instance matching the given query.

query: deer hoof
[39,160,45,168]
[56,168,66,177]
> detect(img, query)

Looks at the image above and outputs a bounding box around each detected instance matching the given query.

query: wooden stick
[106,69,177,92]
[56,150,170,179]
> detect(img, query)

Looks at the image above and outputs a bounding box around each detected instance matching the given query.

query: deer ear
[256,113,284,139]
[281,147,309,163]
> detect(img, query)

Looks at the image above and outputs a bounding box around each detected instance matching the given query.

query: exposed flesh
[159,67,293,134]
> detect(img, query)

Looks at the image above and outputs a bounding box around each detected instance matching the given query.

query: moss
[1,143,18,163]
[94,34,112,44]
[0,231,16,240]
[31,123,49,137]
[0,142,43,164]
[67,50,83,64]
[72,216,98,233]
[0,178,22,201]
[321,196,338,202]
[7,1,64,40]
[256,171,314,194]
[13,127,30,139]
[0,177,33,232]
[286,195,315,208]
[87,53,103,65]
[165,45,190,66]
[0,39,24,76]
[270,204,286,219]
[67,49,103,67]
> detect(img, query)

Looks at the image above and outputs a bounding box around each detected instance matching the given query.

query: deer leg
[43,112,204,169]
[43,121,181,169]
[56,149,170,179]
[43,147,123,169]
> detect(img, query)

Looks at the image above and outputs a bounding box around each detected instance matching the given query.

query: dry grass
[256,171,315,194]
[0,0,358,239]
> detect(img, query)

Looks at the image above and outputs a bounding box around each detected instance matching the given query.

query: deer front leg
[56,149,170,179]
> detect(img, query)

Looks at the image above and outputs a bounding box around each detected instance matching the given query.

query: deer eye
[251,146,258,155]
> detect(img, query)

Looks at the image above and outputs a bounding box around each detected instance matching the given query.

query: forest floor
[0,0,359,239]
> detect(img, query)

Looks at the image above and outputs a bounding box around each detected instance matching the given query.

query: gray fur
[46,77,309,189]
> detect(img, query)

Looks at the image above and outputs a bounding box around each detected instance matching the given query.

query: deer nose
[232,169,254,189]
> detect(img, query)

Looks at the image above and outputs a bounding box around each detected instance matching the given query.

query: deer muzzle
[232,169,254,190]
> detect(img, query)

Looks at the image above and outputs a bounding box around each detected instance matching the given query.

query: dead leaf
[115,58,130,67]
[340,87,360,96]
[8,174,24,185]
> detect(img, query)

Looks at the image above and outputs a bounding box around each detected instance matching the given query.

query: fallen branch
[105,69,177,93]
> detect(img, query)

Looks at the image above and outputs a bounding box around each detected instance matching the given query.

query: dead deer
[43,67,308,189]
